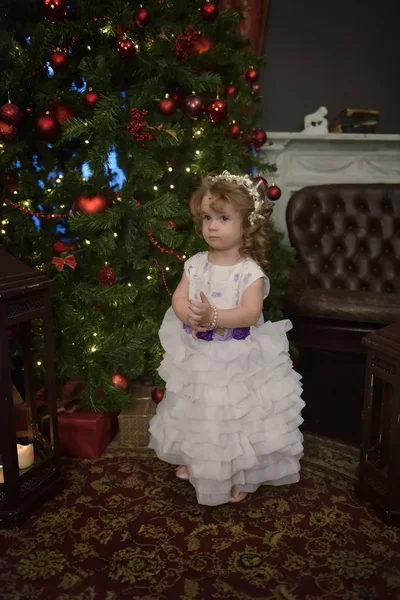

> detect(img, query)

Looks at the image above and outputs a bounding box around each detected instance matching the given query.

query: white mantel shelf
[261,132,400,244]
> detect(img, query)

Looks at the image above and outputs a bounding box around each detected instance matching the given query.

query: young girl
[149,171,304,505]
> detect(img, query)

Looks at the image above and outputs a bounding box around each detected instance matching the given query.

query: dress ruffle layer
[149,308,304,506]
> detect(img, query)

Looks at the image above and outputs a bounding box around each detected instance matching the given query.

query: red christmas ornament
[206,99,228,124]
[134,6,150,27]
[0,103,22,126]
[53,241,67,253]
[117,38,136,59]
[194,34,214,55]
[127,107,153,145]
[184,94,204,120]
[49,51,69,72]
[250,127,267,150]
[83,91,100,109]
[42,0,68,23]
[98,265,116,286]
[72,193,112,215]
[6,171,19,192]
[266,184,281,201]
[36,115,60,142]
[201,1,219,22]
[158,96,177,117]
[245,68,259,83]
[51,101,76,124]
[226,123,243,139]
[224,84,238,99]
[174,25,199,63]
[151,388,164,404]
[0,121,17,142]
[111,372,129,391]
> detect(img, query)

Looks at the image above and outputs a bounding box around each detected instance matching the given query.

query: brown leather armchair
[285,184,400,445]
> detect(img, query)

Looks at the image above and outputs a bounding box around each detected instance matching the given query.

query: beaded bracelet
[208,304,218,330]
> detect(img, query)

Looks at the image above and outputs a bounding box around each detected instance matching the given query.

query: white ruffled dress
[148,251,304,506]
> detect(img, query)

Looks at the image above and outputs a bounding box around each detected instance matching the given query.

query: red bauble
[134,6,150,27]
[53,241,67,253]
[42,0,68,23]
[0,121,17,142]
[6,171,19,192]
[250,127,267,149]
[206,99,228,124]
[117,38,136,59]
[49,51,69,72]
[36,115,60,142]
[224,84,238,99]
[201,1,219,22]
[151,388,164,404]
[111,372,129,391]
[158,96,177,117]
[51,101,76,124]
[83,91,100,109]
[98,265,116,286]
[184,94,204,120]
[72,193,112,215]
[226,123,242,139]
[193,35,214,55]
[266,185,281,201]
[245,68,259,83]
[0,103,22,126]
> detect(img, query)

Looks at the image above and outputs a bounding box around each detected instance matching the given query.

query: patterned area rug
[0,434,399,600]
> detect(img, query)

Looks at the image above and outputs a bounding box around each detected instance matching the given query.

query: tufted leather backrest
[286,184,400,293]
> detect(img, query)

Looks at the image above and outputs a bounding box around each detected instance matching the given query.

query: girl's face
[201,194,243,252]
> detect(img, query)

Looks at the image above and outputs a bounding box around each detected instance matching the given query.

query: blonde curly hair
[189,175,273,269]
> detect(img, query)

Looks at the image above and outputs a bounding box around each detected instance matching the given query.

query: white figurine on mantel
[301,106,329,134]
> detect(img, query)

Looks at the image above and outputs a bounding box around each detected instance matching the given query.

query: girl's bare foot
[175,466,190,480]
[229,488,248,503]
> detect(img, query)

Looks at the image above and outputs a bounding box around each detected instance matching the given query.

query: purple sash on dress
[183,323,250,341]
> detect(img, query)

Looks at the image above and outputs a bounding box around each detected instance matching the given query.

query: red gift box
[57,411,119,458]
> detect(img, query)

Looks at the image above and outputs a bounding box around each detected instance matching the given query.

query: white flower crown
[208,170,269,225]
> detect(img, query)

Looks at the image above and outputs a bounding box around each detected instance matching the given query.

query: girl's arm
[172,273,191,325]
[190,279,265,330]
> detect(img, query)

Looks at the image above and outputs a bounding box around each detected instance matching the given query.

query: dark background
[259,0,400,133]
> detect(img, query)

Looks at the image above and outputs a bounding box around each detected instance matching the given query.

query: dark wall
[259,0,400,133]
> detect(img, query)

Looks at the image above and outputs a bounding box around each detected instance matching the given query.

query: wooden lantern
[355,321,400,525]
[0,246,64,528]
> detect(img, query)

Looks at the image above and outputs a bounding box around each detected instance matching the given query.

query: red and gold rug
[0,434,399,600]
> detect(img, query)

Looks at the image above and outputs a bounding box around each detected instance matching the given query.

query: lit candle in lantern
[17,443,34,470]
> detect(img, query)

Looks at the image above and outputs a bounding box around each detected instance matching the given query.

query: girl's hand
[188,292,213,324]
[188,292,213,339]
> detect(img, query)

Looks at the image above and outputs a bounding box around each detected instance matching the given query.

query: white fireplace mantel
[261,132,400,244]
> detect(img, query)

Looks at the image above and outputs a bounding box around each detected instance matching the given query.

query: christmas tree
[0,0,293,411]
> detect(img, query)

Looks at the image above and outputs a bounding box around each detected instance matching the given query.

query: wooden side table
[355,321,400,525]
